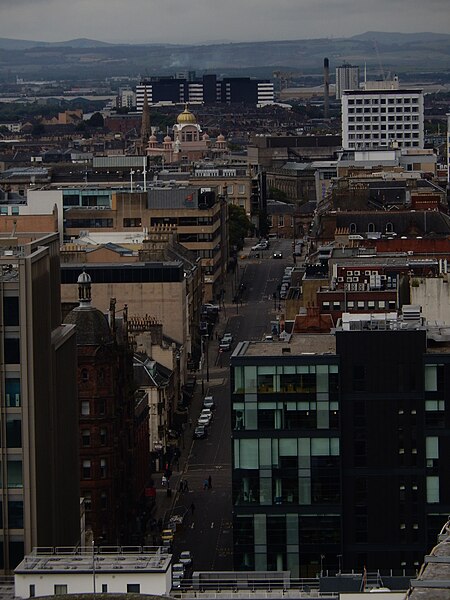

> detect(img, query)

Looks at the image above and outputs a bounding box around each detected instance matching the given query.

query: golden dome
[177,104,197,124]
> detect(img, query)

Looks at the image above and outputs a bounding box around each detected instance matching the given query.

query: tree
[228,204,254,251]
[88,112,104,128]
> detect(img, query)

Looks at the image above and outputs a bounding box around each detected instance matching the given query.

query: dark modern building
[230,312,450,577]
[136,75,274,109]
[0,232,79,572]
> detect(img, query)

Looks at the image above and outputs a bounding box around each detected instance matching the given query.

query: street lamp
[337,554,342,575]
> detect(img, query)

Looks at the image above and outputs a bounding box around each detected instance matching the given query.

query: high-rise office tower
[341,80,424,150]
[335,64,360,99]
[0,232,79,572]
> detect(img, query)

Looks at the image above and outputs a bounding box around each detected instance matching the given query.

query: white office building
[335,64,360,99]
[341,81,424,150]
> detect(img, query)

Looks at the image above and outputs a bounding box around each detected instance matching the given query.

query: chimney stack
[324,57,330,119]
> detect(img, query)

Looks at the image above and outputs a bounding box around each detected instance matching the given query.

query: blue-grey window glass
[5,379,20,407]
[7,460,22,488]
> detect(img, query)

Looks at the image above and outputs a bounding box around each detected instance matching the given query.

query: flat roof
[15,547,171,575]
[232,335,336,359]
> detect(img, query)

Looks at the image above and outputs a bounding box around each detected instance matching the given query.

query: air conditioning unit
[338,277,344,282]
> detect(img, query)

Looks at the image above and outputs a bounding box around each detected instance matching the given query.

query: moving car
[251,242,268,251]
[193,425,207,439]
[273,252,283,259]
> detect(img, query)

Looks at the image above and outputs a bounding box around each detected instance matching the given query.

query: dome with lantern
[177,104,197,125]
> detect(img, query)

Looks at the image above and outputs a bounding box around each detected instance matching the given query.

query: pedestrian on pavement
[190,502,195,515]
[208,475,212,489]
[203,478,209,490]
[188,418,192,428]
[179,479,184,493]
[183,479,189,492]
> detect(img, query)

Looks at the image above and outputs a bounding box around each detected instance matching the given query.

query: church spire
[140,87,151,145]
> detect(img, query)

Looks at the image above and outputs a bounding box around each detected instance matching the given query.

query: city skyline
[0,0,449,45]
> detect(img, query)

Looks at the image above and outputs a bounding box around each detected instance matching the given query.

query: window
[6,417,21,448]
[278,216,284,227]
[102,585,108,593]
[84,491,92,511]
[5,378,20,407]
[82,460,91,479]
[101,492,108,509]
[29,585,35,597]
[3,297,19,326]
[81,369,89,383]
[4,338,20,364]
[127,584,141,593]
[100,428,107,446]
[100,459,107,478]
[81,430,91,447]
[238,184,245,195]
[81,401,90,416]
[367,223,375,233]
[7,459,22,488]
[8,500,23,528]
[427,476,439,503]
[54,585,68,595]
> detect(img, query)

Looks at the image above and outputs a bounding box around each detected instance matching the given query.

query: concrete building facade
[0,232,79,572]
[341,84,424,150]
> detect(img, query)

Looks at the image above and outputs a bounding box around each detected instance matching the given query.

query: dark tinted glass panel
[8,500,23,528]
[3,297,19,326]
[4,339,20,364]
[6,418,21,448]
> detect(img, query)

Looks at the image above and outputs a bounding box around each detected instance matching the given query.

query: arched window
[368,223,375,233]
[386,222,394,233]
[349,223,357,234]
[81,368,89,383]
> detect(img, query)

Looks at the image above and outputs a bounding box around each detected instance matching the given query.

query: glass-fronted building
[231,335,340,577]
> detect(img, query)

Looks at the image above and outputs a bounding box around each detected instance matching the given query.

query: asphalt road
[171,238,295,573]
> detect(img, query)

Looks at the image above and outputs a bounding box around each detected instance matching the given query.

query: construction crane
[372,40,385,81]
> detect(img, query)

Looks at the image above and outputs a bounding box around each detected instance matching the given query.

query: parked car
[172,574,183,589]
[193,425,208,439]
[202,303,220,312]
[203,395,215,409]
[222,332,233,343]
[197,414,211,427]
[200,408,213,420]
[219,339,232,351]
[179,550,193,568]
[162,529,174,542]
[167,429,180,439]
[172,563,185,578]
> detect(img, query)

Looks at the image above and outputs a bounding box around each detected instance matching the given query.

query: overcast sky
[0,0,449,44]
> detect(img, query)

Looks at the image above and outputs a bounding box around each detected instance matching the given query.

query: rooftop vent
[282,347,291,354]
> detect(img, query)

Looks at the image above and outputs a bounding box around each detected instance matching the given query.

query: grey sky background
[0,0,449,44]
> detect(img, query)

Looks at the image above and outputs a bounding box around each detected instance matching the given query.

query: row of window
[82,458,108,479]
[0,207,20,216]
[347,97,420,105]
[46,584,142,596]
[348,106,420,114]
[81,428,108,447]
[322,300,396,311]
[348,142,420,149]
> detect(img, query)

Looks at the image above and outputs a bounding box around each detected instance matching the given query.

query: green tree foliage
[87,112,104,128]
[269,186,289,202]
[228,204,254,251]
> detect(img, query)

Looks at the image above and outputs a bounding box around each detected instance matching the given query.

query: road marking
[211,522,214,528]
[190,522,195,529]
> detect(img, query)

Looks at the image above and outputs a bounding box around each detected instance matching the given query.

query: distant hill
[0,37,114,50]
[350,31,450,44]
[0,32,449,81]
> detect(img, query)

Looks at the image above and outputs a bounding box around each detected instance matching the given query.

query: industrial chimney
[324,57,330,118]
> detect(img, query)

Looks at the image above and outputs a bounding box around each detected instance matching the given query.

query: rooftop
[232,335,336,359]
[15,546,171,575]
